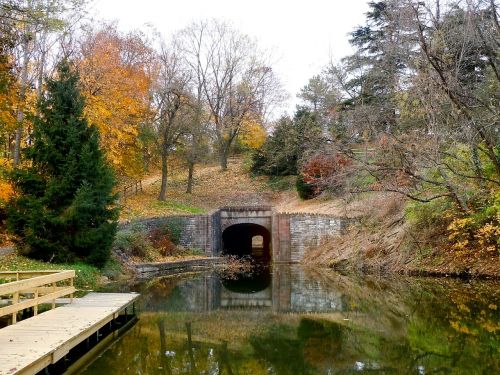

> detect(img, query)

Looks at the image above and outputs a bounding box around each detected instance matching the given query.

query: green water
[80,266,499,374]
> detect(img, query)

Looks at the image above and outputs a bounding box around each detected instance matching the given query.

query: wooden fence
[0,270,76,324]
[121,180,143,199]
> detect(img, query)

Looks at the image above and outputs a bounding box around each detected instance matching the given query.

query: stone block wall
[209,210,222,256]
[121,211,221,255]
[289,214,346,262]
[273,213,348,263]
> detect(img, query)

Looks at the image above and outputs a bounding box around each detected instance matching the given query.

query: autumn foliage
[78,26,153,178]
[299,152,352,197]
[239,116,267,150]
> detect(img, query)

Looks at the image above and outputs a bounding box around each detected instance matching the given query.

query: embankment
[302,194,499,278]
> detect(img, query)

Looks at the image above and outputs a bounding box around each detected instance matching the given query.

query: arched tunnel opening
[222,223,271,262]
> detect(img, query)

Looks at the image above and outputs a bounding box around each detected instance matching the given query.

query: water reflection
[81,266,499,374]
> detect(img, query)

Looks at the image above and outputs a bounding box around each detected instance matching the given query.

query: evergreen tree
[7,62,118,267]
[251,109,323,176]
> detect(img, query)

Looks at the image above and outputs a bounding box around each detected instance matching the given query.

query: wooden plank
[0,292,139,375]
[0,271,75,296]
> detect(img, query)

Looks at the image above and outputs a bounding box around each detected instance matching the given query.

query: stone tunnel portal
[222,223,271,261]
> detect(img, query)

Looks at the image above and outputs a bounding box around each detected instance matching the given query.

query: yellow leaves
[0,180,14,202]
[239,117,266,149]
[446,192,499,255]
[447,217,473,235]
[482,322,500,333]
[450,320,476,335]
[476,223,500,252]
[457,303,471,313]
[78,28,153,179]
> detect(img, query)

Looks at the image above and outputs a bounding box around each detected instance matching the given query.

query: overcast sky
[91,0,370,114]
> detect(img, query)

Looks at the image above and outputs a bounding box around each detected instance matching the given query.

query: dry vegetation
[303,193,500,277]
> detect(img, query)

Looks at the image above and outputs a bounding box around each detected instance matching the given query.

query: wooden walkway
[0,292,139,375]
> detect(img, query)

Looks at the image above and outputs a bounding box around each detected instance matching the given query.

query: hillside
[120,159,283,221]
[119,158,380,221]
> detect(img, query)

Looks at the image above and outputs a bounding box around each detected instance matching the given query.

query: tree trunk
[186,161,194,193]
[12,126,23,167]
[471,145,485,188]
[219,151,228,171]
[219,140,232,171]
[13,34,30,167]
[158,151,168,201]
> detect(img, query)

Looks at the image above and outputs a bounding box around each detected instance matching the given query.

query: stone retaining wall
[289,214,348,263]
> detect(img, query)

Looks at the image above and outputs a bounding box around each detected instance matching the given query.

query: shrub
[149,227,177,256]
[113,224,153,259]
[163,218,185,245]
[405,199,452,230]
[296,174,316,200]
[447,190,500,255]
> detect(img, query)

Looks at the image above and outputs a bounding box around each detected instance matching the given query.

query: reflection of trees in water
[82,268,499,374]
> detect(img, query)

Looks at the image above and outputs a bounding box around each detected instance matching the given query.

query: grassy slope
[120,158,284,220]
[119,158,369,220]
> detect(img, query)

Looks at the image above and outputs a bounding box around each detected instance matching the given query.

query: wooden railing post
[34,288,38,316]
[12,291,19,324]
[51,282,56,309]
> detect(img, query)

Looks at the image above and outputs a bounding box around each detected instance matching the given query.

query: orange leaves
[78,27,153,178]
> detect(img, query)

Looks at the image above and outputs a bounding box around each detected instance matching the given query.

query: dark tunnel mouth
[222,266,272,293]
[221,223,271,261]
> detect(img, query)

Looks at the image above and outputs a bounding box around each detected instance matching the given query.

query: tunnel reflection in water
[222,266,271,294]
[221,223,271,261]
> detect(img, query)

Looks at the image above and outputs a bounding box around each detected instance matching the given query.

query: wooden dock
[0,292,139,375]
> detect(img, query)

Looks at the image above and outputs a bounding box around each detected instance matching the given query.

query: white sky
[91,0,370,114]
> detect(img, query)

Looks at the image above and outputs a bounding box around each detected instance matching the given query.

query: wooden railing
[0,270,76,324]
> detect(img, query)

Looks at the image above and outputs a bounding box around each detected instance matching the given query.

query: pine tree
[7,62,118,267]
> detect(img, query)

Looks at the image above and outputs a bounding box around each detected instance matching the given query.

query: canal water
[81,266,499,374]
